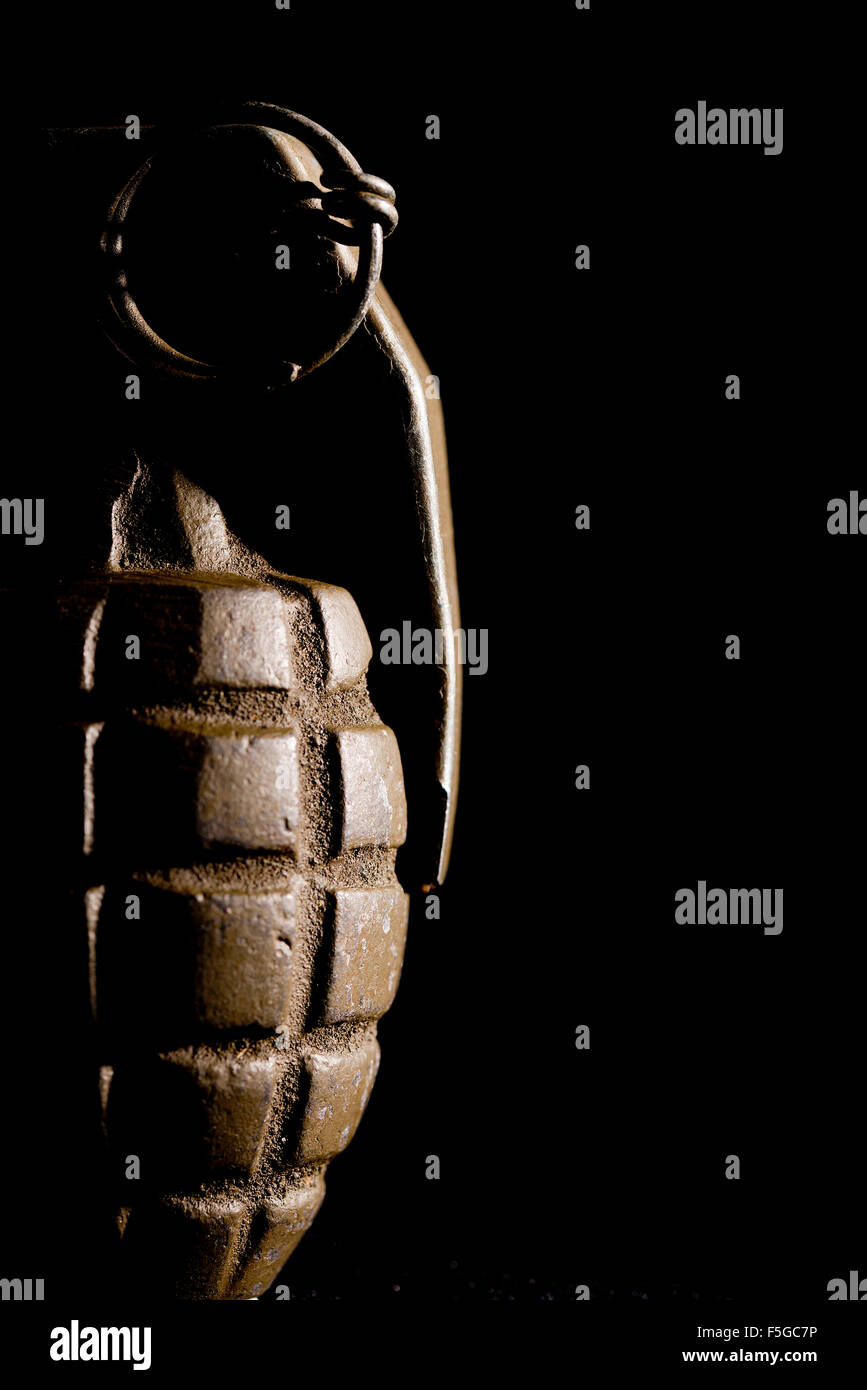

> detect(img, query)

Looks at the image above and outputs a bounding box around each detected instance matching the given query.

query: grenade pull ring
[100,103,398,385]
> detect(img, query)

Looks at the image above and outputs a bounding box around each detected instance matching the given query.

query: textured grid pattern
[62,571,407,1298]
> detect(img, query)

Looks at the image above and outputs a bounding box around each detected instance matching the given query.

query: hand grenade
[23,104,461,1299]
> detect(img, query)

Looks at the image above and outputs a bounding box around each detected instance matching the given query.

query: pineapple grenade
[34,105,461,1298]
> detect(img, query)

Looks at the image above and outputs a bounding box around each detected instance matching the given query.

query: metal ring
[100,104,390,385]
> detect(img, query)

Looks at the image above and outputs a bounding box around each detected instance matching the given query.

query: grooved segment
[95,721,300,858]
[228,1179,326,1299]
[293,1038,381,1163]
[196,731,299,851]
[319,888,409,1024]
[196,586,293,688]
[192,892,297,1030]
[110,1053,282,1179]
[307,582,373,690]
[95,579,295,691]
[333,726,408,849]
[56,724,102,857]
[186,1053,281,1174]
[58,588,108,691]
[121,1196,247,1299]
[96,885,298,1036]
[60,572,408,1297]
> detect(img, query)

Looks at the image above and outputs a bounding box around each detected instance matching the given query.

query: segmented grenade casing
[23,106,461,1297]
[57,548,408,1298]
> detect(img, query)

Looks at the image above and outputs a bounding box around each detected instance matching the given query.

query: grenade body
[54,541,408,1298]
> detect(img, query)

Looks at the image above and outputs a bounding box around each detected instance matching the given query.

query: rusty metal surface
[24,108,461,1297]
[59,463,410,1297]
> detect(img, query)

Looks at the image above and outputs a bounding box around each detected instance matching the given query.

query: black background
[2,0,864,1350]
